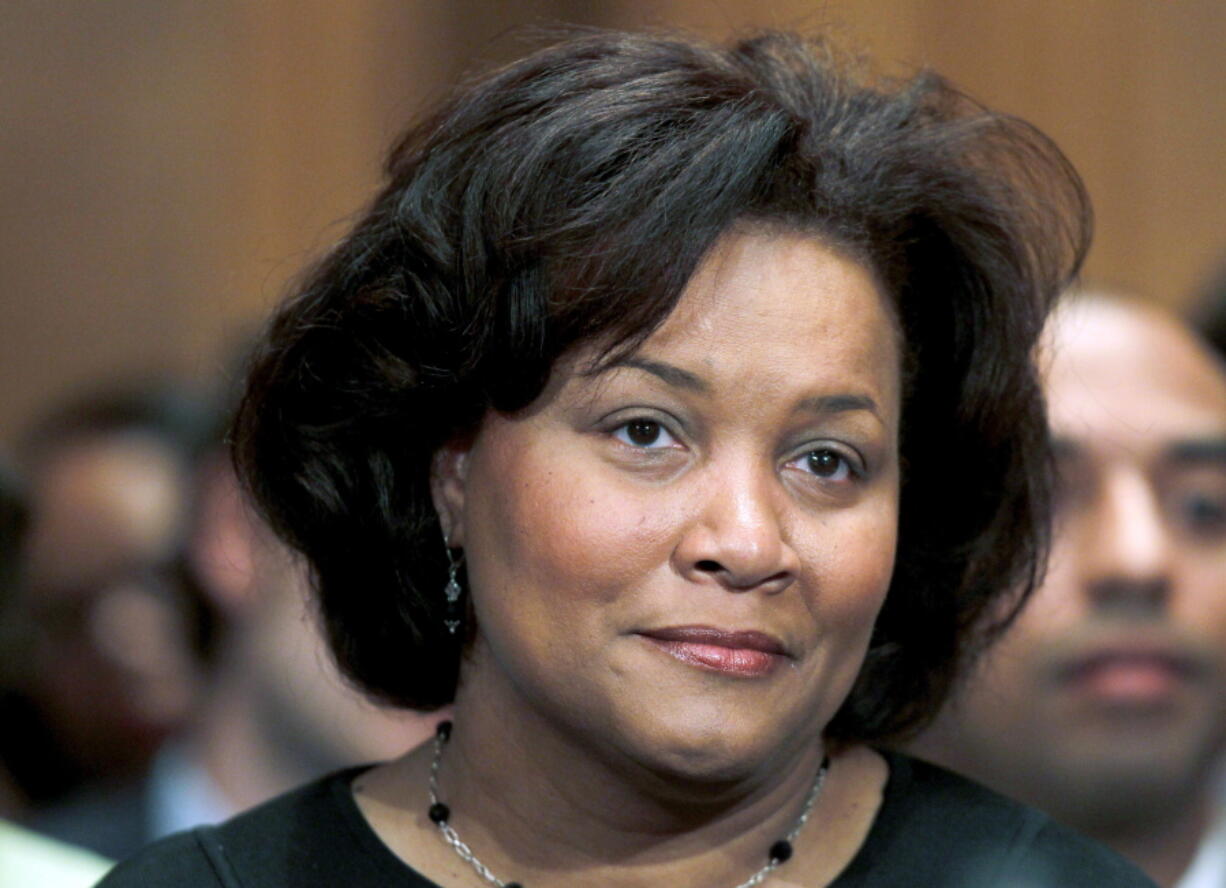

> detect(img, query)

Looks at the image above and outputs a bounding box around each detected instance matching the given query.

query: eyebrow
[1166,439,1226,466]
[1050,437,1226,467]
[1050,438,1082,460]
[797,393,881,418]
[601,356,881,417]
[602,357,710,393]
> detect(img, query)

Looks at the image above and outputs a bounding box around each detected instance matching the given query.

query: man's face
[915,299,1226,829]
[20,433,201,774]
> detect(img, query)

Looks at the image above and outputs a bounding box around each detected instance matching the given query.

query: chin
[614,708,813,789]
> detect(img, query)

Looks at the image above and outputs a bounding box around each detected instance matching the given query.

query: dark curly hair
[234,29,1090,744]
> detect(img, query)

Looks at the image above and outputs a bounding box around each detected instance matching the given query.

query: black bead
[505,883,524,888]
[769,839,793,863]
[428,802,450,824]
[436,720,453,740]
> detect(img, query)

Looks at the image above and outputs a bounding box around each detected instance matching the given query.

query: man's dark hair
[1191,254,1226,363]
[234,29,1090,743]
[20,381,216,467]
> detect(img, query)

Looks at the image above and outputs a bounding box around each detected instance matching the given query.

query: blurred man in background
[0,457,33,818]
[912,294,1226,888]
[24,365,439,861]
[1190,255,1226,362]
[1,384,213,809]
[152,446,439,841]
[0,456,113,886]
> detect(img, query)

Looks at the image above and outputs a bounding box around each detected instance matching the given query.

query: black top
[97,751,1154,887]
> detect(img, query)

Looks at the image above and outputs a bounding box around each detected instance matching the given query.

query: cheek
[815,550,892,643]
[1174,558,1226,648]
[461,436,677,637]
[975,569,1083,694]
[1018,540,1086,629]
[806,496,898,630]
[782,500,899,731]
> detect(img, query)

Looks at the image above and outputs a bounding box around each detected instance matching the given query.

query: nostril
[695,559,722,573]
[1090,578,1168,615]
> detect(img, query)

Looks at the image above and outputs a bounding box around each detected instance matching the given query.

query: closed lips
[637,626,791,677]
[1058,645,1200,683]
[638,626,790,655]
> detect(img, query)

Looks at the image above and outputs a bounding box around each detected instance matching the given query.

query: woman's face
[434,230,901,780]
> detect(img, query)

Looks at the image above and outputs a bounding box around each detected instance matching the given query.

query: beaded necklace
[425,720,829,888]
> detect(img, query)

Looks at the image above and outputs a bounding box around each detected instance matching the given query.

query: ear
[187,454,259,617]
[430,439,471,548]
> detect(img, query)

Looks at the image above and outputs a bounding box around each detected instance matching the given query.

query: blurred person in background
[1,383,214,811]
[1190,254,1226,362]
[0,458,31,819]
[32,358,438,861]
[911,293,1226,888]
[0,456,113,886]
[0,457,32,818]
[162,410,440,842]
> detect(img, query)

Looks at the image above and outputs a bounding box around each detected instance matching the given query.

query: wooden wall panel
[905,0,1226,304]
[605,0,1226,303]
[2,1,1224,443]
[0,0,603,442]
[0,2,237,441]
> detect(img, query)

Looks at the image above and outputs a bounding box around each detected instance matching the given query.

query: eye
[1161,469,1226,543]
[1175,491,1226,540]
[787,446,859,483]
[611,418,679,449]
[1051,459,1091,517]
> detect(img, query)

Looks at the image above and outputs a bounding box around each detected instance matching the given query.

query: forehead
[1043,300,1226,454]
[624,229,900,406]
[26,434,188,587]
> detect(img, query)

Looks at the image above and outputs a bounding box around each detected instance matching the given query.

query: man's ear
[188,453,259,616]
[430,439,471,547]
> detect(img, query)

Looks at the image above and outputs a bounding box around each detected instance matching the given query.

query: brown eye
[625,419,662,446]
[611,417,680,452]
[1177,492,1226,539]
[807,449,849,479]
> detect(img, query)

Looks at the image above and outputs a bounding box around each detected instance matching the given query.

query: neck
[433,670,836,887]
[193,664,307,813]
[193,647,437,814]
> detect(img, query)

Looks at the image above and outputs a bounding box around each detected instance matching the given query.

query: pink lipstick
[638,626,789,678]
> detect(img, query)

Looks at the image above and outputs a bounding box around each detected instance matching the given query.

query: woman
[101,29,1154,887]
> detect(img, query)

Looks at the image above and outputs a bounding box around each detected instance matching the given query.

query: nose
[1079,468,1171,614]
[674,459,801,593]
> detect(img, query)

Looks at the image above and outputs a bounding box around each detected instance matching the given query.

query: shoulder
[94,830,219,888]
[28,777,150,860]
[832,751,1156,887]
[97,767,433,888]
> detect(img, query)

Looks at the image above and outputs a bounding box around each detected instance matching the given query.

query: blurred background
[2,0,1226,444]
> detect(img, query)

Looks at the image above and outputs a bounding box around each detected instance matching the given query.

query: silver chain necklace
[426,721,829,888]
